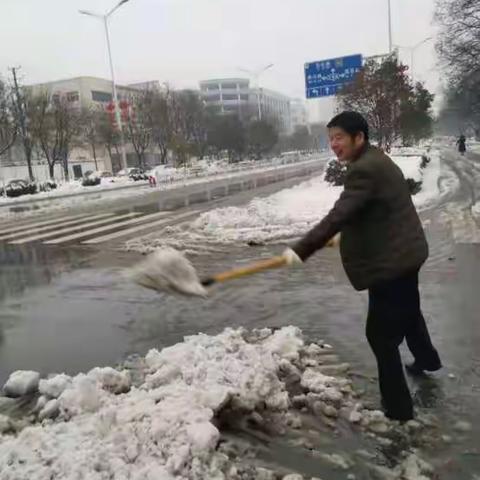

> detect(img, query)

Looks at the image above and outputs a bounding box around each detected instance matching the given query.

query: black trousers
[366,269,441,420]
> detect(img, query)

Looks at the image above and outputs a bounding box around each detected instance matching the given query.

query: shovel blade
[129,248,207,298]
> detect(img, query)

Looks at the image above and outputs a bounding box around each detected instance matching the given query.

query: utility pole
[388,0,393,53]
[10,67,34,182]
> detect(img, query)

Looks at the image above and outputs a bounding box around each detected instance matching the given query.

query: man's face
[328,127,365,162]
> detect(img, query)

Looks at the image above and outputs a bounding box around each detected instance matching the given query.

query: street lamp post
[238,64,274,121]
[395,37,433,81]
[79,0,131,171]
[387,0,393,53]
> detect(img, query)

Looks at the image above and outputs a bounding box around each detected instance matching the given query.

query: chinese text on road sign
[305,54,363,99]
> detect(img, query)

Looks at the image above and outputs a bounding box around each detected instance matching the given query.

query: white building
[28,76,148,111]
[199,78,292,133]
[290,98,308,131]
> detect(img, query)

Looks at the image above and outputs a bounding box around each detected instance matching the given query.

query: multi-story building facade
[290,98,308,131]
[28,76,160,110]
[199,78,292,133]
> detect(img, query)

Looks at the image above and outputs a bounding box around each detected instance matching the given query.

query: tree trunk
[63,157,69,182]
[24,142,35,182]
[48,162,55,180]
[92,143,98,170]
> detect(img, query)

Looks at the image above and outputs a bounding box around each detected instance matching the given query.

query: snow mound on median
[126,176,342,253]
[0,327,303,479]
[125,151,444,255]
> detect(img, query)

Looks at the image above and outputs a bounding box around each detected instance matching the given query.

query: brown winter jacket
[292,144,428,290]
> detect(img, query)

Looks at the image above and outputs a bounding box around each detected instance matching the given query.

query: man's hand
[326,234,341,248]
[283,248,303,266]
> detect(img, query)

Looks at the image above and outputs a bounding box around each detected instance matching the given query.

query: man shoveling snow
[284,111,442,421]
[132,111,442,423]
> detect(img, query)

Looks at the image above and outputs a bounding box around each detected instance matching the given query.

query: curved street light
[79,0,132,171]
[238,64,274,121]
[395,37,433,81]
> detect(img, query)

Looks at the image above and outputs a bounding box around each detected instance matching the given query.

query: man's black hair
[327,111,369,142]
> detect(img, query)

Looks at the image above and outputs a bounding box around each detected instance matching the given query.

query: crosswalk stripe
[9,213,141,245]
[82,211,198,244]
[0,212,96,236]
[0,213,115,241]
[44,211,171,245]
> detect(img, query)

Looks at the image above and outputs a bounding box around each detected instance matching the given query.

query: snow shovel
[129,248,289,297]
[130,235,339,298]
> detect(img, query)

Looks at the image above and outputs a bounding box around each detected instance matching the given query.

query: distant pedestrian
[457,135,466,156]
[283,111,442,421]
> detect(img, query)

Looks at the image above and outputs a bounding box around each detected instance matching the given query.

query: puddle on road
[0,240,479,477]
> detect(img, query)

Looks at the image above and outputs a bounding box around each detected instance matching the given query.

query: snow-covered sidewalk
[0,155,325,221]
[0,327,441,479]
[0,155,322,208]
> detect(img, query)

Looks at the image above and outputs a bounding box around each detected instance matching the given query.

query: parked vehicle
[81,176,101,187]
[117,167,148,181]
[1,179,37,198]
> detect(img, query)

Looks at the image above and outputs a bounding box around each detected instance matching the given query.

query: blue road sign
[305,54,363,99]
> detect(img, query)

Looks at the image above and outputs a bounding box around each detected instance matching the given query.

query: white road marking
[82,211,198,244]
[0,212,96,236]
[44,211,171,245]
[10,213,141,245]
[0,213,114,241]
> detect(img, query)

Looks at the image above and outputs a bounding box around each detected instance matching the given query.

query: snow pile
[0,326,442,479]
[126,152,442,255]
[0,327,305,479]
[3,370,40,398]
[411,151,443,210]
[126,176,342,253]
[391,155,423,182]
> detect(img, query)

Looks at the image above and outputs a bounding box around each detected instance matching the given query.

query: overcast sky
[0,0,441,120]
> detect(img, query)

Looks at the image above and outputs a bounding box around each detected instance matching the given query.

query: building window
[66,91,80,103]
[51,94,61,104]
[239,94,249,101]
[221,83,237,90]
[222,94,238,101]
[223,105,239,112]
[206,85,219,92]
[204,94,221,102]
[92,90,113,103]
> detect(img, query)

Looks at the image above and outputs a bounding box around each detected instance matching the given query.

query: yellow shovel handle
[211,255,288,283]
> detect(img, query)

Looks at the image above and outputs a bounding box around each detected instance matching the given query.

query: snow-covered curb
[0,327,441,479]
[0,155,323,209]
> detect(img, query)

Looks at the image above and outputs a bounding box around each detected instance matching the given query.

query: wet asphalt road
[0,149,479,478]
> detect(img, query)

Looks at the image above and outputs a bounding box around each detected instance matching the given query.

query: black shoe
[381,398,414,422]
[405,361,442,376]
[385,410,414,422]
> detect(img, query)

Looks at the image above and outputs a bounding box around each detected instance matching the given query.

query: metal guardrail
[0,154,327,210]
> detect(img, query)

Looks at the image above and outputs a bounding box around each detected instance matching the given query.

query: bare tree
[435,0,480,135]
[30,93,80,181]
[144,88,172,165]
[10,68,34,181]
[124,92,152,169]
[0,78,17,158]
[436,0,480,79]
[80,107,102,170]
[96,110,121,169]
